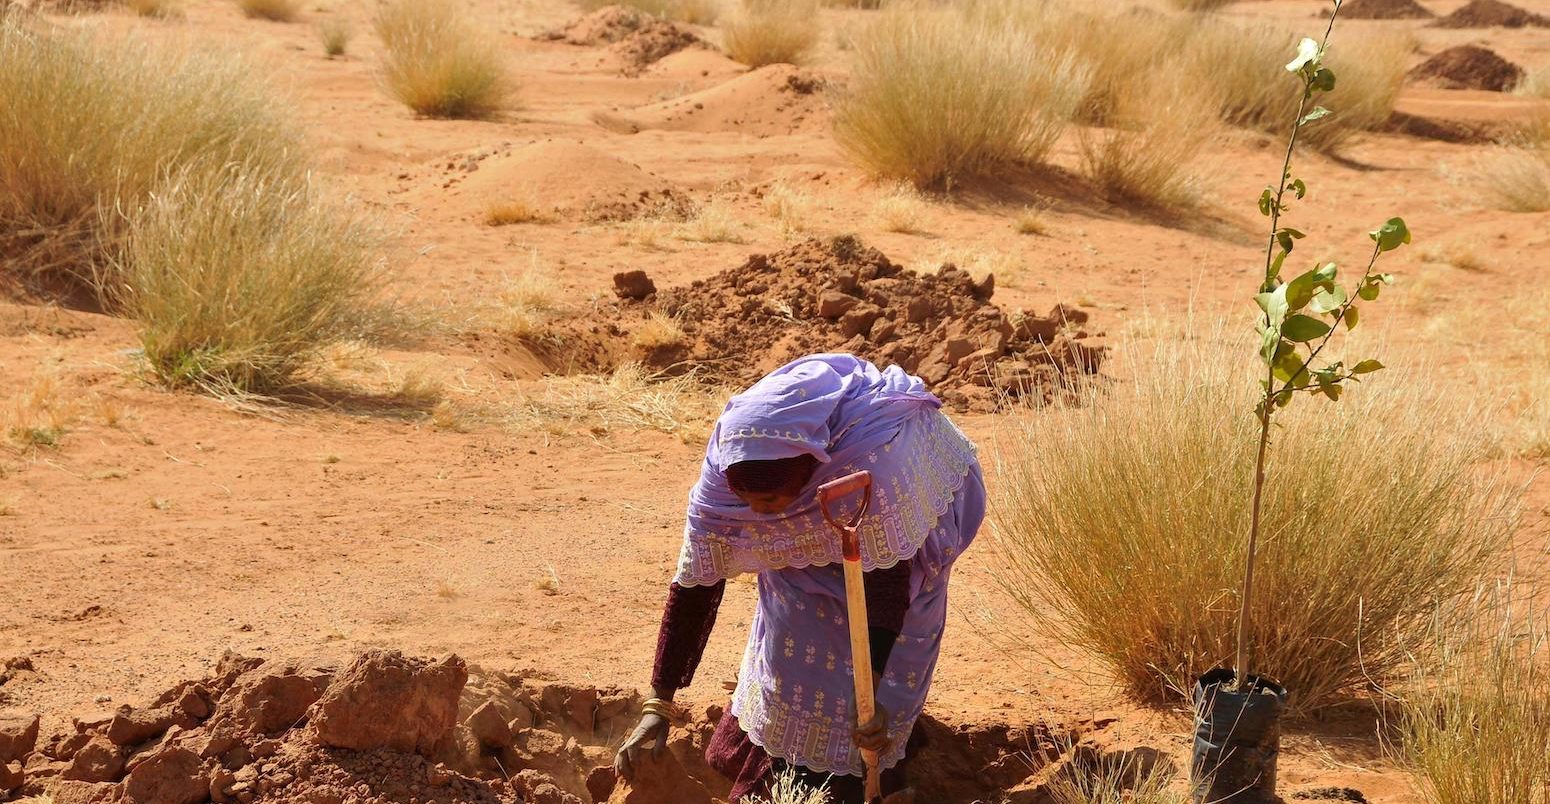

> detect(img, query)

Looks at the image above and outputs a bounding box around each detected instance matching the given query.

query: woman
[614,353,985,803]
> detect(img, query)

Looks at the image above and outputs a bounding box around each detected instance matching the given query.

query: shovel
[816,470,886,804]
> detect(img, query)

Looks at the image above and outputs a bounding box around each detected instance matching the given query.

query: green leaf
[1284,271,1319,311]
[1277,231,1296,254]
[1258,324,1280,364]
[1288,178,1307,199]
[1269,249,1288,282]
[1316,373,1343,401]
[1314,262,1337,283]
[1256,285,1290,330]
[1259,187,1275,217]
[1378,273,1396,285]
[1358,281,1380,301]
[1351,358,1384,375]
[1344,305,1360,330]
[1287,37,1322,73]
[1311,67,1336,92]
[1273,348,1308,384]
[1369,217,1412,252]
[1309,286,1346,314]
[1283,314,1331,342]
[1300,107,1332,125]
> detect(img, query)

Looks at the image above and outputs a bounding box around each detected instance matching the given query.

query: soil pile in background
[1,648,1126,804]
[444,140,693,223]
[1431,0,1550,27]
[544,237,1104,412]
[541,5,709,75]
[593,65,828,138]
[1409,45,1525,91]
[1339,0,1434,18]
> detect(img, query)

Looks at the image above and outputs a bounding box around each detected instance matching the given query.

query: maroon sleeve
[651,581,726,691]
[865,559,912,675]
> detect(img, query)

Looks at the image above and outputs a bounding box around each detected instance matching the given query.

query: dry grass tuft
[1514,64,1550,98]
[1012,204,1052,235]
[761,180,816,235]
[1398,587,1550,804]
[1188,18,1408,151]
[833,4,1088,189]
[318,17,350,57]
[115,164,383,393]
[722,0,819,67]
[675,199,746,243]
[744,767,830,804]
[989,332,1519,711]
[871,183,930,234]
[498,253,562,339]
[511,364,723,437]
[375,0,513,120]
[4,370,77,452]
[1464,116,1550,212]
[485,194,558,226]
[1167,0,1234,9]
[1078,70,1218,209]
[1048,750,1184,804]
[237,0,298,22]
[631,312,686,350]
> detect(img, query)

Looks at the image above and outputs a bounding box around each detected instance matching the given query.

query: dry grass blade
[498,252,561,339]
[988,331,1520,711]
[128,0,182,18]
[833,4,1088,189]
[1397,585,1550,804]
[1047,748,1185,804]
[722,0,819,67]
[375,0,514,120]
[742,767,831,804]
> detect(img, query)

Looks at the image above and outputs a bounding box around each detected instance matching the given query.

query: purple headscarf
[674,354,970,587]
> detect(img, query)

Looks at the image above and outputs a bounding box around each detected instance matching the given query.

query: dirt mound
[1431,0,1550,27]
[593,65,829,138]
[541,5,651,45]
[542,6,710,75]
[642,48,747,83]
[443,140,692,223]
[1408,45,1525,91]
[544,236,1104,412]
[4,647,1140,804]
[1340,0,1434,18]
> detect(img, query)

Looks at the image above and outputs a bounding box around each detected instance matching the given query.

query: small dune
[592,64,827,137]
[437,140,687,222]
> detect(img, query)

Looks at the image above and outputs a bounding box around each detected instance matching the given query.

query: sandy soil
[3,0,1550,801]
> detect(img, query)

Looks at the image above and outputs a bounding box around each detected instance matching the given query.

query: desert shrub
[114,164,382,393]
[989,335,1518,711]
[237,0,298,21]
[833,4,1088,188]
[722,0,819,67]
[1078,70,1219,209]
[318,17,350,56]
[1398,589,1550,804]
[0,17,300,289]
[1187,18,1407,150]
[375,0,513,120]
[1465,117,1550,212]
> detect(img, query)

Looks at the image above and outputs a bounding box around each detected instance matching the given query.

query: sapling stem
[1232,2,1346,693]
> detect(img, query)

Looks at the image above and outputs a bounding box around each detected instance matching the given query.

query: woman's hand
[853,703,891,754]
[613,712,669,780]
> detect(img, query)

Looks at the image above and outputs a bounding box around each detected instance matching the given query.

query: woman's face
[734,487,802,515]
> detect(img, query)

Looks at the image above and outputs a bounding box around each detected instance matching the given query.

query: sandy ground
[3,0,1550,801]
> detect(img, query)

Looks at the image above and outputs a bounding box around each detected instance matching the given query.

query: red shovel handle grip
[817,471,872,503]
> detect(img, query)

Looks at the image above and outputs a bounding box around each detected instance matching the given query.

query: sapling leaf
[1275,227,1305,254]
[1300,107,1332,125]
[1282,314,1331,342]
[1287,37,1322,73]
[1344,305,1360,330]
[1316,374,1343,401]
[1289,178,1307,199]
[1259,188,1275,216]
[1309,286,1345,314]
[1314,262,1337,282]
[1358,282,1380,301]
[1270,250,1288,281]
[1272,348,1306,383]
[1352,358,1384,374]
[1311,67,1336,93]
[1378,273,1396,284]
[1369,217,1411,252]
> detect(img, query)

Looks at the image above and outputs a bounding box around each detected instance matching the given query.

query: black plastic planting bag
[1190,668,1287,804]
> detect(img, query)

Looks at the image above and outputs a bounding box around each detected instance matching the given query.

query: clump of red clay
[560,236,1104,411]
[1339,0,1434,18]
[2,649,1107,804]
[1430,0,1550,27]
[1408,45,1525,91]
[541,6,709,76]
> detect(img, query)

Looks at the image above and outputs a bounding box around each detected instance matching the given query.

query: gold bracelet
[641,697,679,720]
